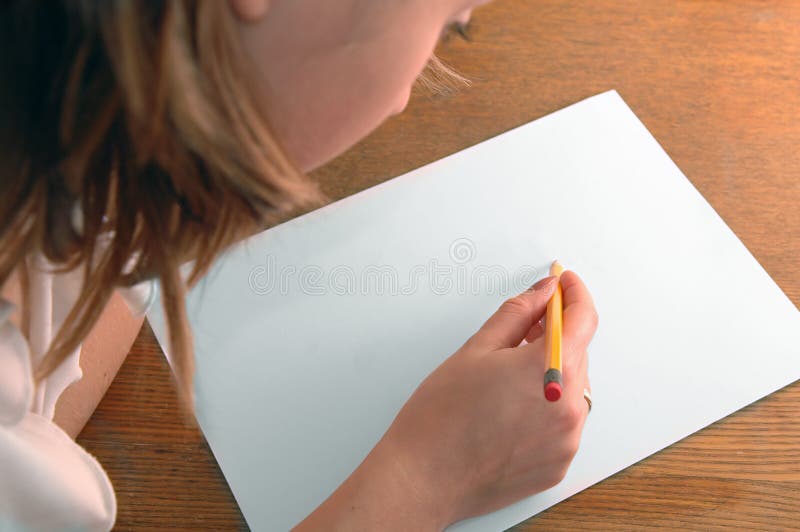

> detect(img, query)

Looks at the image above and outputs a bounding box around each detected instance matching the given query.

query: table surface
[79,1,800,529]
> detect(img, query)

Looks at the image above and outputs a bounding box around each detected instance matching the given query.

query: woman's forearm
[294,437,452,531]
[53,291,144,438]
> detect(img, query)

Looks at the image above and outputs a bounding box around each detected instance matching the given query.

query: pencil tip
[549,259,564,276]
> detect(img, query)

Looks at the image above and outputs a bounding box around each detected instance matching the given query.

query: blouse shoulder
[0,256,116,531]
[0,299,33,427]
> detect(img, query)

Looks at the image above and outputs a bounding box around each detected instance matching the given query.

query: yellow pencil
[544,260,564,401]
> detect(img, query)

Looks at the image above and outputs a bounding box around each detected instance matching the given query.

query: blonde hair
[0,1,468,408]
[0,1,321,406]
[418,55,471,95]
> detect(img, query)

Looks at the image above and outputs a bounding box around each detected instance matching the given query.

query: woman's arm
[294,438,450,531]
[53,291,144,438]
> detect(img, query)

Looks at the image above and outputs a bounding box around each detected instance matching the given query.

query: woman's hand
[295,270,597,531]
[379,270,597,527]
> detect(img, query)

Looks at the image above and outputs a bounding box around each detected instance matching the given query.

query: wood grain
[78,1,800,529]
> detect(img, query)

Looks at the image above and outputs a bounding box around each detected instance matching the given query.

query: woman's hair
[0,1,322,405]
[0,1,466,407]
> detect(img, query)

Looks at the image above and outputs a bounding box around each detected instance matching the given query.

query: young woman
[0,0,597,529]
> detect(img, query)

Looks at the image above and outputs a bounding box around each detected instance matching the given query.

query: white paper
[148,90,800,531]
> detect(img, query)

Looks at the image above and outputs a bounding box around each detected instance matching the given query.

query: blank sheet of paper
[147,91,800,531]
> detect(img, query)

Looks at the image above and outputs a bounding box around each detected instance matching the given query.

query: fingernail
[530,275,557,292]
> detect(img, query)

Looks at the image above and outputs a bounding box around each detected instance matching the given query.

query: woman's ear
[228,0,271,22]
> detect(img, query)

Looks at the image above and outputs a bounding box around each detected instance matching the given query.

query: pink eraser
[544,382,562,402]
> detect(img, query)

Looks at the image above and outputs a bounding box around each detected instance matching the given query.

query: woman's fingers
[560,270,598,355]
[525,316,546,344]
[520,270,596,361]
[558,271,595,397]
[472,276,557,350]
[514,270,595,407]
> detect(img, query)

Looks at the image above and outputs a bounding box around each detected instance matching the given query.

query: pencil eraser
[544,382,562,402]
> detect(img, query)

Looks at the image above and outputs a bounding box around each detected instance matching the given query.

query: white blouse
[0,255,155,531]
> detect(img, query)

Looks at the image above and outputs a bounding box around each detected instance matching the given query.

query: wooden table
[79,1,800,529]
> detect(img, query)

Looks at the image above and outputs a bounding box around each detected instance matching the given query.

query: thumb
[471,276,557,350]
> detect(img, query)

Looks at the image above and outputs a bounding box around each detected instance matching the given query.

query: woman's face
[231,0,490,171]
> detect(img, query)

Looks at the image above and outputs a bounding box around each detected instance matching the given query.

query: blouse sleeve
[0,299,33,427]
[0,286,115,531]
